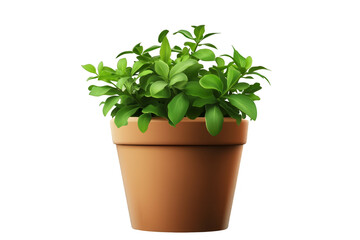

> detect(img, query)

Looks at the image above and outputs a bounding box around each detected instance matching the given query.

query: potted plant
[82,25,270,232]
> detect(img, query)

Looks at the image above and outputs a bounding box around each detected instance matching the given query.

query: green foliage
[83,25,270,135]
[168,93,189,125]
[82,64,97,74]
[154,60,169,79]
[192,49,215,61]
[160,37,171,63]
[138,113,152,133]
[205,105,223,136]
[200,74,223,92]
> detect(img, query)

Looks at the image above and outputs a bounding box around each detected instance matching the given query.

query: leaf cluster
[82,25,270,136]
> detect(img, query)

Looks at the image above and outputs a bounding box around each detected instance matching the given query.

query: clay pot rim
[125,117,249,123]
[111,117,249,146]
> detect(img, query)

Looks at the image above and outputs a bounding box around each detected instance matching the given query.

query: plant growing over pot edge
[82,25,270,136]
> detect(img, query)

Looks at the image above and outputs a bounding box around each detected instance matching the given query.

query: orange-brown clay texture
[111,117,249,232]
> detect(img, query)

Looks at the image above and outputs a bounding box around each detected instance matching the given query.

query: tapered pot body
[110,117,248,232]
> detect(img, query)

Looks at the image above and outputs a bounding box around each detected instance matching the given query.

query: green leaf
[116,50,133,58]
[215,57,225,67]
[102,67,116,73]
[186,106,204,119]
[117,58,127,73]
[184,62,203,79]
[199,74,223,92]
[143,45,160,53]
[174,30,194,40]
[185,81,213,98]
[246,93,261,101]
[244,83,262,93]
[158,30,169,43]
[227,66,241,89]
[140,75,160,91]
[110,107,120,118]
[250,72,271,85]
[119,95,135,105]
[136,55,152,62]
[203,32,219,39]
[138,70,153,77]
[142,104,166,117]
[184,42,196,52]
[132,43,143,55]
[116,77,129,88]
[82,64,97,74]
[227,94,257,120]
[114,106,139,127]
[89,86,117,96]
[103,96,121,116]
[215,68,227,90]
[169,73,188,86]
[131,61,145,75]
[169,59,197,78]
[98,62,103,74]
[193,97,217,107]
[219,101,242,125]
[245,56,252,70]
[167,93,190,125]
[104,74,121,82]
[181,48,190,56]
[150,81,168,96]
[232,82,250,91]
[221,54,233,60]
[172,46,182,53]
[154,60,169,79]
[248,66,270,73]
[200,43,217,49]
[160,36,171,63]
[205,105,223,136]
[138,113,152,133]
[192,49,215,61]
[97,68,120,82]
[193,25,205,41]
[233,47,246,68]
[87,76,98,81]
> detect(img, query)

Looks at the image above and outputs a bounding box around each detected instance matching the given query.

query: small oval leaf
[103,96,121,116]
[160,37,171,63]
[169,59,197,78]
[138,113,152,133]
[82,64,97,74]
[205,105,224,136]
[184,81,214,98]
[192,49,215,61]
[199,74,223,92]
[158,30,169,43]
[114,106,139,127]
[154,60,169,79]
[227,94,257,120]
[167,93,189,125]
[169,73,188,86]
[227,66,241,89]
[173,30,194,39]
[150,81,168,96]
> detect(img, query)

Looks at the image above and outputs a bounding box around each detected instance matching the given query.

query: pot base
[132,226,228,233]
[117,145,242,232]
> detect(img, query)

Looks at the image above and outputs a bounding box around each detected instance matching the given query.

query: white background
[1,0,359,239]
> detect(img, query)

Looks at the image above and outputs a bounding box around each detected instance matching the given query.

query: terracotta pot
[110,117,249,232]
